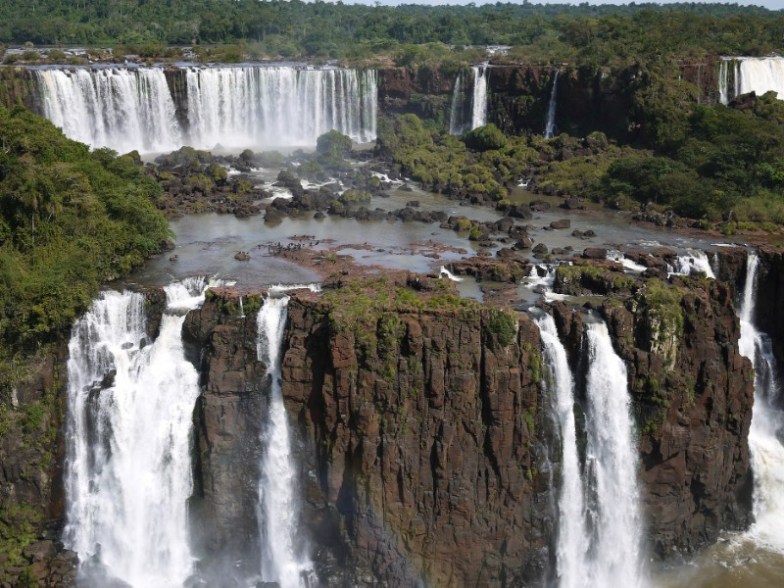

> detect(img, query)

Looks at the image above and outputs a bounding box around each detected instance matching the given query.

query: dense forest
[0,107,170,352]
[0,1,783,65]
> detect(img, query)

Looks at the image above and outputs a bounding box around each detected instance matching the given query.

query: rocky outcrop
[182,291,267,580]
[280,288,552,587]
[751,247,784,367]
[551,271,755,557]
[0,344,77,587]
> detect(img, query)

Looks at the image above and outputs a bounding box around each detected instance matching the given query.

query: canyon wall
[0,250,767,586]
[551,267,754,557]
[179,267,755,586]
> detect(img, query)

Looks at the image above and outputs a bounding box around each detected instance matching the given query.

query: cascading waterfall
[256,294,314,587]
[583,320,646,587]
[33,65,378,152]
[738,252,784,550]
[545,71,559,139]
[719,60,729,105]
[448,72,464,135]
[671,249,716,279]
[535,314,589,588]
[36,67,182,153]
[64,278,209,587]
[738,57,784,100]
[186,66,377,149]
[719,57,784,104]
[471,65,489,129]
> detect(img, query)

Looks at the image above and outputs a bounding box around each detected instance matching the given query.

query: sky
[351,0,784,11]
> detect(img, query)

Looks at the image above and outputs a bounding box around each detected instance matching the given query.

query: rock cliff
[182,290,267,581]
[551,267,754,557]
[280,284,552,586]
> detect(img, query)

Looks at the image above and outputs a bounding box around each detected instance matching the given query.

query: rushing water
[65,278,209,587]
[256,293,314,587]
[36,67,181,153]
[545,71,559,139]
[584,320,647,587]
[185,66,377,149]
[535,314,589,588]
[448,72,464,135]
[34,65,377,152]
[739,253,784,551]
[471,65,489,130]
[670,249,716,279]
[719,57,784,104]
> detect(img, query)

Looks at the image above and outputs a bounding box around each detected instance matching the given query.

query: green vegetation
[377,114,538,202]
[0,107,170,352]
[485,308,518,348]
[0,2,782,66]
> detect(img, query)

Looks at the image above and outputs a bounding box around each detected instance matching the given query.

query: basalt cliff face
[178,266,755,587]
[377,59,721,140]
[0,57,723,145]
[551,269,754,558]
[0,250,767,587]
[280,293,552,587]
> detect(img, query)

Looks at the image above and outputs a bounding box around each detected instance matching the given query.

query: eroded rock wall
[182,292,267,579]
[551,273,754,557]
[280,295,553,587]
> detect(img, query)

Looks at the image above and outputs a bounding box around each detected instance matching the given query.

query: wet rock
[582,247,608,260]
[493,217,515,233]
[549,218,571,230]
[561,197,585,210]
[532,243,549,257]
[507,204,533,220]
[529,200,551,212]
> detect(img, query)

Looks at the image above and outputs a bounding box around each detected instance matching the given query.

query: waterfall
[439,265,463,282]
[670,249,716,279]
[583,320,646,587]
[719,60,728,105]
[32,65,378,153]
[719,57,784,103]
[535,314,589,588]
[737,57,784,100]
[471,65,488,129]
[448,72,464,135]
[545,71,559,139]
[64,278,209,587]
[738,252,784,551]
[256,294,313,587]
[186,66,377,150]
[36,67,182,153]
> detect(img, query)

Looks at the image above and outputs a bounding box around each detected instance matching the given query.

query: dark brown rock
[549,219,571,230]
[281,296,553,586]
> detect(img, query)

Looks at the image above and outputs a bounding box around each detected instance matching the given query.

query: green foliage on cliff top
[377,115,537,202]
[0,106,170,351]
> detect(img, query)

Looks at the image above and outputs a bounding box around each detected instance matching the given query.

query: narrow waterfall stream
[471,65,488,129]
[256,293,314,588]
[64,278,209,587]
[739,253,784,551]
[583,320,647,587]
[535,314,589,587]
[535,312,646,587]
[544,71,559,139]
[448,72,464,135]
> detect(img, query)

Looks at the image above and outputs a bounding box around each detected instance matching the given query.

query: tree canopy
[0,1,782,65]
[0,106,170,349]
